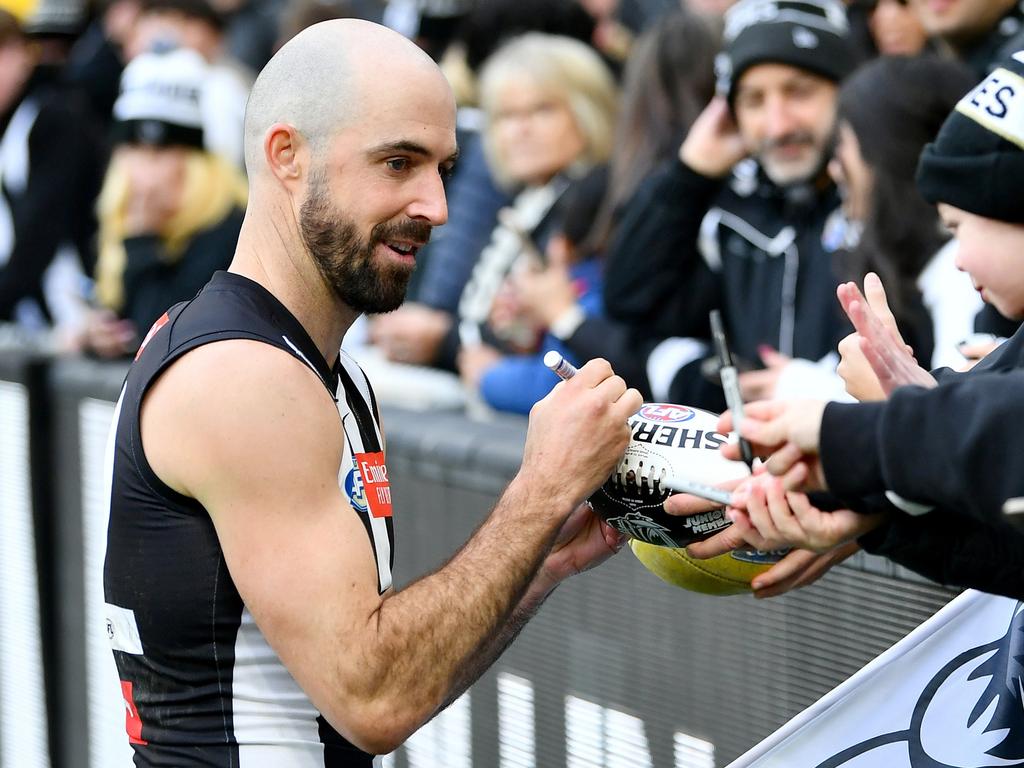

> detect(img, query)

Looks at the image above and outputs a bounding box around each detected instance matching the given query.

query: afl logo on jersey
[344,457,369,513]
[638,404,695,423]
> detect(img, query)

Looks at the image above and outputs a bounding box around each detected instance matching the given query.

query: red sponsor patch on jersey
[134,311,170,361]
[121,680,148,745]
[355,451,392,518]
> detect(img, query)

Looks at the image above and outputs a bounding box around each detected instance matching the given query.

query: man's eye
[386,158,410,172]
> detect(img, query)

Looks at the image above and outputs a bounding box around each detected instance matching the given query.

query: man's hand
[738,346,791,402]
[521,358,643,512]
[837,273,936,397]
[679,97,748,178]
[538,503,626,590]
[369,303,452,365]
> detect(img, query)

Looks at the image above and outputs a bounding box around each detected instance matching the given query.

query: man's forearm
[437,570,557,713]
[350,475,570,739]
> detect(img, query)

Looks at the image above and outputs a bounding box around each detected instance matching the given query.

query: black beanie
[718,0,856,106]
[916,51,1024,224]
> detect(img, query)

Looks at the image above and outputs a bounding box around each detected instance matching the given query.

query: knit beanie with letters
[718,0,857,106]
[111,47,207,150]
[917,50,1024,224]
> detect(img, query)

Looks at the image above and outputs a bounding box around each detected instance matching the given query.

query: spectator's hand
[83,308,138,358]
[510,235,577,328]
[538,502,627,588]
[103,0,142,47]
[723,476,884,552]
[836,332,885,401]
[457,343,503,389]
[120,146,185,236]
[958,336,1002,371]
[488,277,532,340]
[679,97,748,178]
[686,474,882,558]
[369,303,452,365]
[837,273,936,397]
[746,542,860,598]
[718,400,828,488]
[737,346,791,402]
[662,474,749,520]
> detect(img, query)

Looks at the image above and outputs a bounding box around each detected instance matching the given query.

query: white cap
[113,48,207,146]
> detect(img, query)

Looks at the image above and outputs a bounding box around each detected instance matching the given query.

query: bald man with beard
[100,19,641,766]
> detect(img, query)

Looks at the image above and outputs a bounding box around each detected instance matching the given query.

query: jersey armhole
[128,329,305,511]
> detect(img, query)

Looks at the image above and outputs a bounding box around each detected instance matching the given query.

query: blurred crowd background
[0,0,1019,415]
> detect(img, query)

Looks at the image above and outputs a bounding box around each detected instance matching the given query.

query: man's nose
[407,170,448,226]
[763,95,800,140]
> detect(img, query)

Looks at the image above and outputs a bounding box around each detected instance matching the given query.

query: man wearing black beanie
[604,0,859,411]
[680,49,1024,599]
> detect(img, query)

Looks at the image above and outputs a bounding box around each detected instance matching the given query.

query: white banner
[729,590,1024,768]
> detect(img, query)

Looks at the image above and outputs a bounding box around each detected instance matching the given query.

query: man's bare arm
[142,340,639,754]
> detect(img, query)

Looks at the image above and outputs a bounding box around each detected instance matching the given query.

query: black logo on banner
[817,602,1024,767]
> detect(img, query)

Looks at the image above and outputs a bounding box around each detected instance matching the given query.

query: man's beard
[298,181,431,315]
[758,130,830,187]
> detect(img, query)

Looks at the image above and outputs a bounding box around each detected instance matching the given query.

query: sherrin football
[588,403,748,548]
[629,542,787,596]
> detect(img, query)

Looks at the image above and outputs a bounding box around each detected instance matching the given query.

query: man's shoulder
[145,338,341,460]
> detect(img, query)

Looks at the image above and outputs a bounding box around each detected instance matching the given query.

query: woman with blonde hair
[86,46,247,357]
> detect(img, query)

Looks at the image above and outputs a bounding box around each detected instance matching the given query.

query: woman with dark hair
[827,55,979,381]
[587,9,718,253]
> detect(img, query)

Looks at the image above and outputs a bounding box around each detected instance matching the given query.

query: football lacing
[611,455,672,499]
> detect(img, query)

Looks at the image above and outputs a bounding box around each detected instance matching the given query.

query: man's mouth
[384,241,424,257]
[771,142,811,158]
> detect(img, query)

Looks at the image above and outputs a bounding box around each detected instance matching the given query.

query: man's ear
[264,123,306,192]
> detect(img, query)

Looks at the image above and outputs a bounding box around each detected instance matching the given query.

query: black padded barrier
[1,352,958,768]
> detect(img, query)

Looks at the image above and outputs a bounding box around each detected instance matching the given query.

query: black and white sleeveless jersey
[102,270,394,767]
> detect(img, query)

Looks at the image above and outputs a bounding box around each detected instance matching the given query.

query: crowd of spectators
[0,0,1021,413]
[2,0,1015,382]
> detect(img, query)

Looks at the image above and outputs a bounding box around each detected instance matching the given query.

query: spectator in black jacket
[676,51,1024,598]
[603,0,857,410]
[911,0,1024,79]
[82,47,246,357]
[0,10,105,333]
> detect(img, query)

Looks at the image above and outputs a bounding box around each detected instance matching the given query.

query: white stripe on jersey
[339,353,385,449]
[279,341,392,591]
[232,609,327,766]
[338,353,392,593]
[282,336,321,383]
